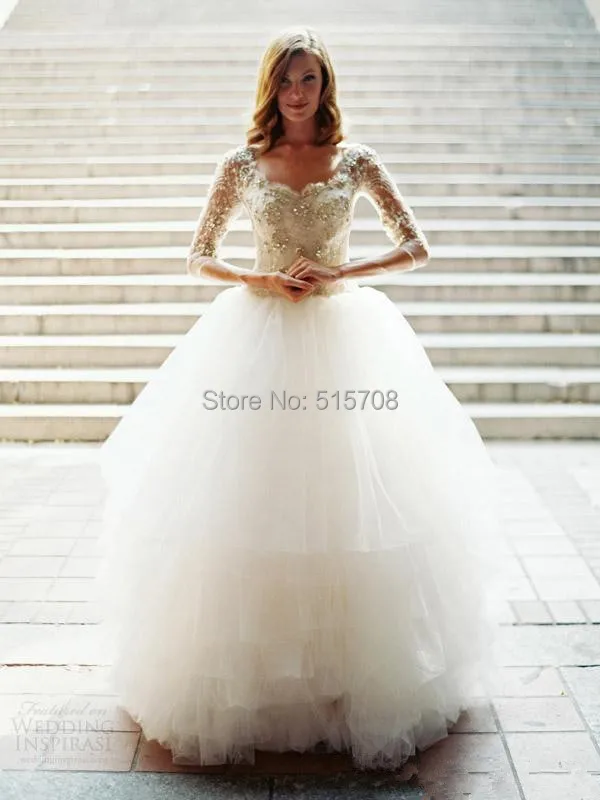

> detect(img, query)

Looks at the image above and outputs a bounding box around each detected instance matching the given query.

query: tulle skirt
[95,281,508,770]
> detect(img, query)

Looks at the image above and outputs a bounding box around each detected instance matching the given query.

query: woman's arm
[186,148,256,284]
[334,145,431,279]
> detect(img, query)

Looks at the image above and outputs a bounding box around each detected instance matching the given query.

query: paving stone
[511,535,578,556]
[519,772,600,800]
[0,772,270,800]
[496,624,600,666]
[580,600,600,622]
[505,730,600,773]
[511,600,553,624]
[547,600,587,623]
[490,666,565,697]
[272,773,427,798]
[0,623,103,665]
[0,665,114,695]
[560,667,600,734]
[0,556,66,579]
[412,732,521,800]
[493,696,585,732]
[8,538,76,557]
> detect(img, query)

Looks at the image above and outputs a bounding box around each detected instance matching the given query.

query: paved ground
[0,441,599,799]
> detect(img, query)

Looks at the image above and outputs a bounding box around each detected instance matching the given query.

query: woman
[96,25,507,771]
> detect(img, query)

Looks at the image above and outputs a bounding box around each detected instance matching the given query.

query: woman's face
[277,51,323,124]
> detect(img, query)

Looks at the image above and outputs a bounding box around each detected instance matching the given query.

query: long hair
[246,26,345,155]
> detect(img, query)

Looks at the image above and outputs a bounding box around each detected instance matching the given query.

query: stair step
[1,272,598,304]
[2,245,599,275]
[2,138,597,158]
[4,101,600,119]
[2,24,597,37]
[1,18,597,442]
[1,175,598,200]
[3,87,600,103]
[3,219,600,248]
[1,196,599,223]
[2,122,598,142]
[0,301,598,334]
[0,401,597,442]
[2,155,600,179]
[0,332,597,368]
[1,366,598,404]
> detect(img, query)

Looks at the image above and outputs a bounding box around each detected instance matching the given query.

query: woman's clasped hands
[266,254,339,302]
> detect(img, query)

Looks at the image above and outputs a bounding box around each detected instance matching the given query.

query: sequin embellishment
[187,142,429,298]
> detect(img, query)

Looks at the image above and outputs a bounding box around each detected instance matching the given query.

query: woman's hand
[286,255,338,289]
[245,270,315,303]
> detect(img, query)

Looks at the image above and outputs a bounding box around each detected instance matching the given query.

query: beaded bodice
[188,142,427,296]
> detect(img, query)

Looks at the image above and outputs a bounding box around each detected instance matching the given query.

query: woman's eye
[281,75,315,85]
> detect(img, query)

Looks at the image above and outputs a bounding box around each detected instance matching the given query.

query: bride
[96,25,507,771]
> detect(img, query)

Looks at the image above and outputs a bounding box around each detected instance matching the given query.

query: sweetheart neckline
[248,145,350,197]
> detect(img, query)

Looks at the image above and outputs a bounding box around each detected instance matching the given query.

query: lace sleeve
[187,148,243,273]
[357,144,429,253]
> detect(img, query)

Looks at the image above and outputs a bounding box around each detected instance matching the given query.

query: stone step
[0,332,597,368]
[0,94,600,113]
[3,3,591,18]
[0,106,600,125]
[1,272,598,304]
[0,401,597,442]
[2,42,600,58]
[0,300,598,334]
[3,62,597,77]
[5,69,599,87]
[1,137,596,157]
[1,16,596,443]
[6,9,589,25]
[4,73,600,90]
[8,4,588,22]
[1,175,597,200]
[3,49,600,67]
[1,365,598,404]
[2,25,597,43]
[3,87,600,103]
[3,220,599,248]
[2,197,599,223]
[3,48,600,67]
[2,4,594,25]
[1,155,599,179]
[2,246,599,275]
[1,121,598,141]
[2,25,597,41]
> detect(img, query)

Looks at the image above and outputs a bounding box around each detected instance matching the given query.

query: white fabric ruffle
[95,283,508,770]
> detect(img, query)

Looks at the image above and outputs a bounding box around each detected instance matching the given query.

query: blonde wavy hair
[246,26,345,155]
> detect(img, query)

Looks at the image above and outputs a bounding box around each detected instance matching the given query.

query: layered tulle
[95,282,508,770]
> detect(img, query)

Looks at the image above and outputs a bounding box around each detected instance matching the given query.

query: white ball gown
[96,141,508,771]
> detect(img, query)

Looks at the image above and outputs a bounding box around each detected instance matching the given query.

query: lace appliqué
[186,142,428,293]
[355,143,427,250]
[187,147,253,269]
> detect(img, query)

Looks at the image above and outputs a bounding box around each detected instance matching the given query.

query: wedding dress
[96,141,507,771]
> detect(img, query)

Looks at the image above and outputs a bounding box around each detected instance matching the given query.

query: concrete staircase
[1,2,599,440]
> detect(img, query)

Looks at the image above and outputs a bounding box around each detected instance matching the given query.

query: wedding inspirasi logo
[8,697,127,769]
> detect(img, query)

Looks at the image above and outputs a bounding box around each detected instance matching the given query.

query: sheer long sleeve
[357,144,430,255]
[187,148,243,273]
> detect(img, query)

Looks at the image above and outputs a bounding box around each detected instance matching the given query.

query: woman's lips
[289,103,308,109]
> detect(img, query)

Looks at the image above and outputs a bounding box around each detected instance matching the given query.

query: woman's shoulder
[220,143,256,167]
[347,141,379,161]
[214,145,257,193]
[340,142,382,180]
